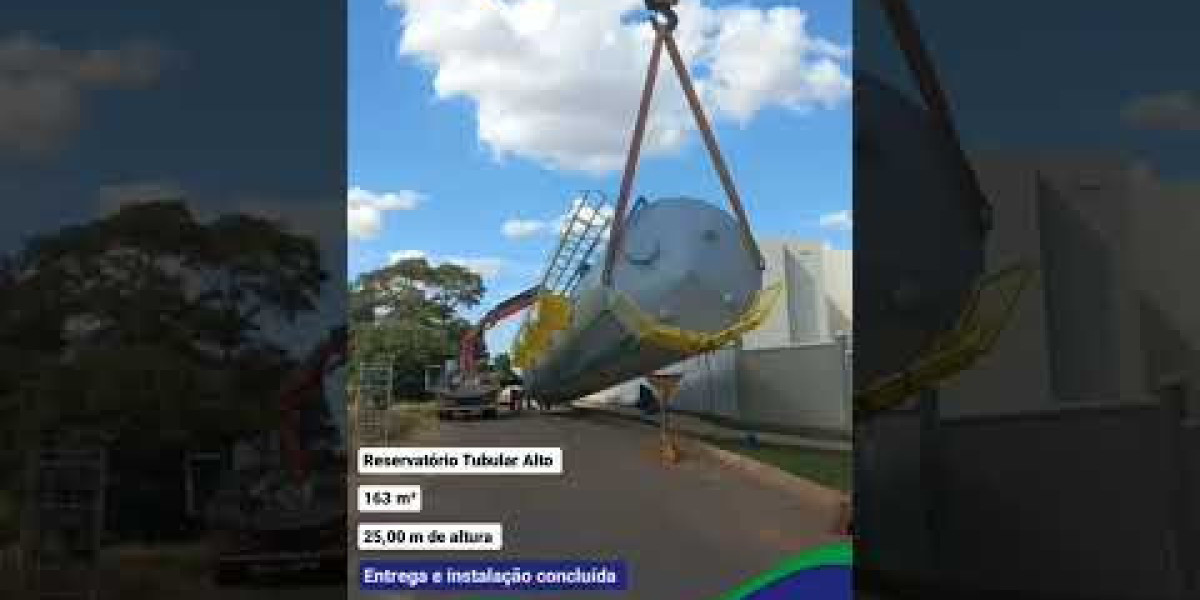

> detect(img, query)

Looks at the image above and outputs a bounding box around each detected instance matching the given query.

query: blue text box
[359,560,628,592]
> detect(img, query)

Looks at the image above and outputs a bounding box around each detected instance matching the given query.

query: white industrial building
[860,154,1200,598]
[936,155,1188,416]
[587,238,853,437]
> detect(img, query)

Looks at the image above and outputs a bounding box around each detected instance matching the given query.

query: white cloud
[503,195,616,241]
[819,209,852,232]
[1122,91,1200,132]
[444,256,507,278]
[388,249,427,263]
[502,219,549,239]
[557,196,615,238]
[389,0,849,173]
[349,186,422,211]
[703,6,852,123]
[387,250,508,279]
[0,33,166,159]
[348,185,423,240]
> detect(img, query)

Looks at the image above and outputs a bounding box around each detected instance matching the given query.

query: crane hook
[645,0,679,32]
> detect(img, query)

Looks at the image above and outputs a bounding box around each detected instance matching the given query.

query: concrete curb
[574,406,852,534]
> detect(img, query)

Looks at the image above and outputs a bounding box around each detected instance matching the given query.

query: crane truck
[204,327,349,585]
[427,286,540,420]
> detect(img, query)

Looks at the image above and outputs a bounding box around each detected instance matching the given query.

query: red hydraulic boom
[458,286,541,379]
[278,326,347,483]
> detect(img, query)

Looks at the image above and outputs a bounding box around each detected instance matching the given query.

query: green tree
[351,258,483,325]
[0,200,328,540]
[14,201,324,364]
[2,200,320,452]
[490,353,521,385]
[189,213,326,364]
[349,258,484,398]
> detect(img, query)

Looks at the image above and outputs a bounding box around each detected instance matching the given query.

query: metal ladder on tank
[537,191,614,296]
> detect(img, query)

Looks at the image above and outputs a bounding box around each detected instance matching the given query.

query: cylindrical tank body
[854,71,990,579]
[853,71,987,391]
[524,196,761,404]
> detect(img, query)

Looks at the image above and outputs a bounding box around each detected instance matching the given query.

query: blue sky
[856,0,1200,180]
[1,4,343,252]
[1,3,345,356]
[349,0,853,353]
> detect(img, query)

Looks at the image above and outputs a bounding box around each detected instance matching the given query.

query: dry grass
[4,542,219,600]
[385,403,437,441]
[349,402,437,447]
[98,543,216,599]
[106,542,211,574]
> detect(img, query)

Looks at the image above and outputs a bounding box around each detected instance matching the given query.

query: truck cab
[426,359,500,420]
[204,328,348,585]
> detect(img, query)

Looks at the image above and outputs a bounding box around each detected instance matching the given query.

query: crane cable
[878,0,992,236]
[852,0,1010,417]
[602,0,765,287]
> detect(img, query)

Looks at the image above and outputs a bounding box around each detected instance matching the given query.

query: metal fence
[355,359,394,446]
[357,359,395,410]
[27,431,107,600]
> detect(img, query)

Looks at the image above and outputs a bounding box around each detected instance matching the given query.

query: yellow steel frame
[855,262,1035,414]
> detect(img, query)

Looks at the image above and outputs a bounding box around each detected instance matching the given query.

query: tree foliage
[0,200,325,454]
[13,202,325,364]
[490,352,521,385]
[349,258,485,399]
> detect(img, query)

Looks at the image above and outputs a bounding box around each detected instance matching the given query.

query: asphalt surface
[350,408,845,599]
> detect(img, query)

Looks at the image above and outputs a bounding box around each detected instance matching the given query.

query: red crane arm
[459,286,541,376]
[279,327,347,482]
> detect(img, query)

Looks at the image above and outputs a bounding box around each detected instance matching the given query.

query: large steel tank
[523,196,762,404]
[853,71,992,577]
[853,71,988,392]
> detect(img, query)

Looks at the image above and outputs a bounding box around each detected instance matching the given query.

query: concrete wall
[824,246,852,336]
[946,155,1200,416]
[596,341,852,436]
[588,349,740,416]
[856,155,1200,596]
[859,403,1197,598]
[744,239,848,350]
[941,156,1152,417]
[653,348,740,418]
[864,158,1200,598]
[1130,171,1200,416]
[744,240,805,350]
[737,343,851,434]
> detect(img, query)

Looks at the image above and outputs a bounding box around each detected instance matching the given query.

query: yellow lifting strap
[855,262,1035,414]
[612,283,785,355]
[513,284,784,370]
[512,292,572,370]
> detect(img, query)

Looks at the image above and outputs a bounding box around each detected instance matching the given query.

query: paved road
[350,409,845,599]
